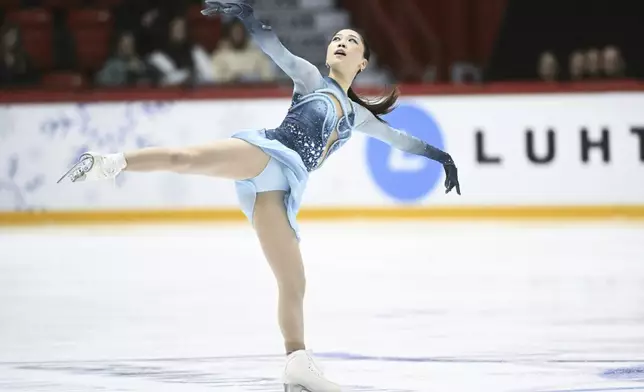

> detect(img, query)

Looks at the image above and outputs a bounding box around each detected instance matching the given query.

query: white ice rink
[1,221,644,391]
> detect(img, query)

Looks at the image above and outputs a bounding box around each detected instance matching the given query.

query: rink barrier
[2,81,643,219]
[0,80,643,103]
[1,206,644,226]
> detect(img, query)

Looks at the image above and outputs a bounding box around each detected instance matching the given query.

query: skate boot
[282,350,341,392]
[57,152,126,183]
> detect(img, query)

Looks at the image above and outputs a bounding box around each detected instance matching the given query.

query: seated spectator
[584,48,602,80]
[113,0,189,57]
[147,16,213,86]
[96,31,155,87]
[0,22,38,87]
[568,50,585,81]
[602,45,625,78]
[210,19,275,84]
[537,51,559,82]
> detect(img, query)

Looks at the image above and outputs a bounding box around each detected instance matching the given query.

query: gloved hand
[443,162,461,195]
[423,144,461,195]
[201,0,253,18]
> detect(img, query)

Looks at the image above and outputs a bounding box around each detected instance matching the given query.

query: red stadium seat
[67,9,113,72]
[187,4,222,52]
[92,0,124,9]
[42,71,85,89]
[67,8,112,26]
[0,0,21,10]
[5,8,52,26]
[41,0,85,9]
[5,9,54,71]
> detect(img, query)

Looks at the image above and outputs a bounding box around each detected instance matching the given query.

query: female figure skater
[59,1,461,390]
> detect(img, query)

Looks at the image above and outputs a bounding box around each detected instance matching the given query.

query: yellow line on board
[1,206,644,226]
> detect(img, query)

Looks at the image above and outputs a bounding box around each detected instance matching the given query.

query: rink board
[1,91,643,224]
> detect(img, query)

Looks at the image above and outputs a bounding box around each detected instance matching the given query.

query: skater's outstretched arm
[203,1,323,93]
[354,105,461,194]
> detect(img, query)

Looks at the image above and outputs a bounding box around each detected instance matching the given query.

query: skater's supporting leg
[253,190,306,354]
[252,190,340,391]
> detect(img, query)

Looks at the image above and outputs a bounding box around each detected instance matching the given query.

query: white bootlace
[305,351,325,378]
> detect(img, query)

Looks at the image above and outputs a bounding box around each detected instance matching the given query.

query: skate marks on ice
[0,354,414,392]
[1,354,644,392]
[2,222,644,391]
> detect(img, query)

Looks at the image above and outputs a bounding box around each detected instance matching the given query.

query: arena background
[1,0,644,391]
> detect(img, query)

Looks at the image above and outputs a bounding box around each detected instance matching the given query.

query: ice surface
[1,222,643,391]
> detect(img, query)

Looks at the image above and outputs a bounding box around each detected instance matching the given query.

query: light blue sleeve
[240,14,324,94]
[352,104,453,164]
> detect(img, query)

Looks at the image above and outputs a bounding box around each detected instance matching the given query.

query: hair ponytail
[348,86,399,122]
[346,30,400,122]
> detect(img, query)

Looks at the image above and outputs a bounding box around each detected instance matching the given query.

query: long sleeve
[239,13,323,93]
[353,104,454,165]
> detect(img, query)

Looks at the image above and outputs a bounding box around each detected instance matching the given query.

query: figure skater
[58,1,461,390]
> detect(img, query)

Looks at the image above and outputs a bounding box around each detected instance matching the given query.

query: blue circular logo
[366,103,444,202]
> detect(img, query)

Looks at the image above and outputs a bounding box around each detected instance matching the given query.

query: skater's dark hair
[347,30,399,123]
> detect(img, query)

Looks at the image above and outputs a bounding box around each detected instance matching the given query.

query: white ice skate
[282,350,341,392]
[57,152,126,183]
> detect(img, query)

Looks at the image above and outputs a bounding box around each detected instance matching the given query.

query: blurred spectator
[112,0,190,56]
[210,19,275,84]
[569,50,585,81]
[450,62,482,84]
[537,51,559,82]
[0,22,38,87]
[584,48,602,80]
[602,45,625,78]
[95,31,155,87]
[147,16,213,86]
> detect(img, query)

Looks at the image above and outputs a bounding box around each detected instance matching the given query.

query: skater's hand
[417,143,461,195]
[443,162,461,195]
[201,0,253,19]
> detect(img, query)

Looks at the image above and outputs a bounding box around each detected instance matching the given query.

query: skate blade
[284,385,310,392]
[57,154,95,184]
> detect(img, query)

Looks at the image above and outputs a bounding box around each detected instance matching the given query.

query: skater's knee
[169,149,201,171]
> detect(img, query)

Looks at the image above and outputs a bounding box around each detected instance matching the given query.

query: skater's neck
[328,70,353,93]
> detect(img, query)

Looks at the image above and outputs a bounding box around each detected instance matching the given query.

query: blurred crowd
[485,0,642,82]
[0,0,277,88]
[537,47,625,82]
[1,0,641,89]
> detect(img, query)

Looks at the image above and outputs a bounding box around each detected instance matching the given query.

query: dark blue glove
[422,144,461,195]
[443,162,460,195]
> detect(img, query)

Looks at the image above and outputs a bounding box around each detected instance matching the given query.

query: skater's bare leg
[124,138,270,180]
[253,190,306,354]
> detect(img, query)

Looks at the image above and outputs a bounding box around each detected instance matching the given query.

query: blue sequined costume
[228,5,452,240]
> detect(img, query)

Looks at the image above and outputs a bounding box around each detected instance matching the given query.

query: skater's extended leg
[123,138,270,179]
[60,138,272,183]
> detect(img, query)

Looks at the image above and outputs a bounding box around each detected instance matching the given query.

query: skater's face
[326,29,368,78]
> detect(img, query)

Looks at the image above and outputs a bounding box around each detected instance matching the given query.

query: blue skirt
[231,129,309,241]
